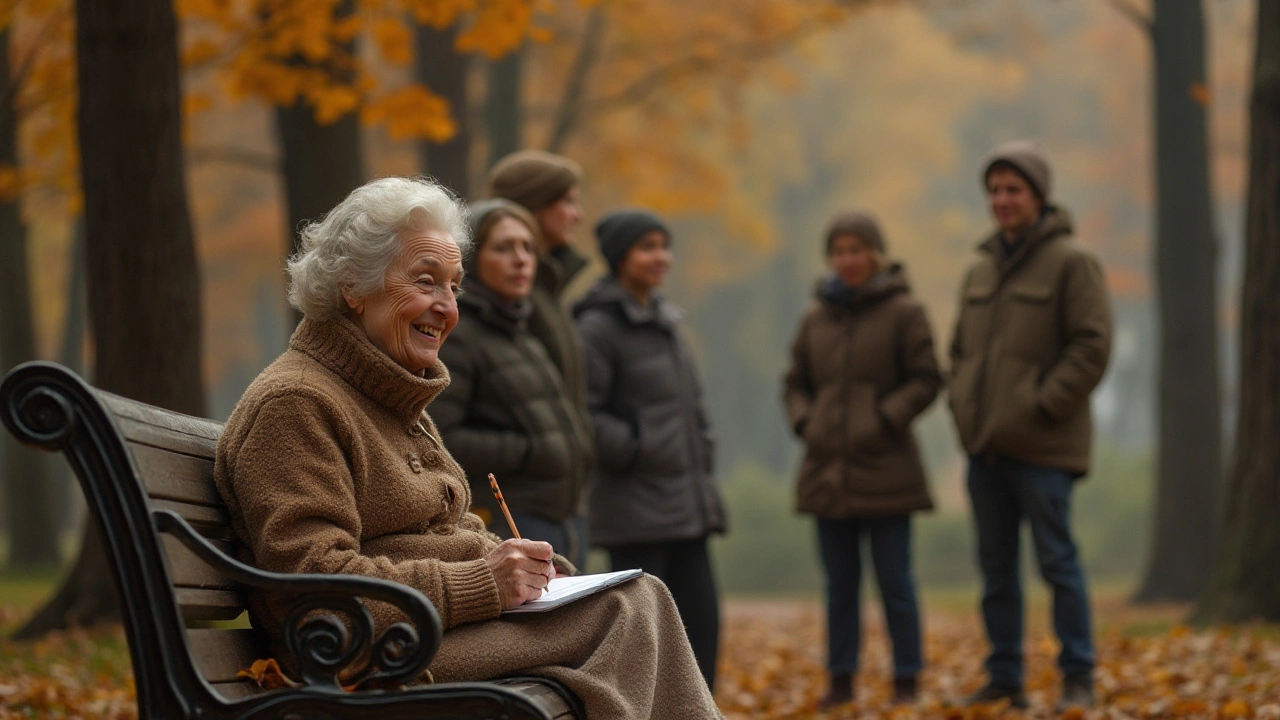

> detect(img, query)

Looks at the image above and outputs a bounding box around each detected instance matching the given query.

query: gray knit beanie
[595,209,671,275]
[487,150,583,212]
[824,210,886,255]
[982,139,1052,201]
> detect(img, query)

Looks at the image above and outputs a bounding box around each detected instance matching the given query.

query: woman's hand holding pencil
[483,473,557,609]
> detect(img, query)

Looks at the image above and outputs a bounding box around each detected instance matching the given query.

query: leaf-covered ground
[715,597,1280,719]
[1,595,1278,719]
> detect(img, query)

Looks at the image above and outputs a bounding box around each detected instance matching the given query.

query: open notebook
[502,568,644,614]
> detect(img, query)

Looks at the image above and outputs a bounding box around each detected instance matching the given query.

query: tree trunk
[1193,0,1280,623]
[1133,0,1223,603]
[485,49,523,168]
[0,25,60,570]
[15,0,204,637]
[417,25,470,197]
[274,0,364,326]
[547,5,606,154]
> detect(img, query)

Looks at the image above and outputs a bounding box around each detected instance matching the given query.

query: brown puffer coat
[947,206,1112,475]
[783,265,941,518]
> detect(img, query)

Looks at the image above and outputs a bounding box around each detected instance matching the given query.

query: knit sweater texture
[215,314,719,719]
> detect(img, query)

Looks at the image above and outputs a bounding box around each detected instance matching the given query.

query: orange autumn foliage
[1,0,546,215]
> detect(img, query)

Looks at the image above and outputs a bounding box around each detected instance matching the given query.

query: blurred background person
[488,150,594,565]
[574,208,727,692]
[433,199,594,568]
[783,211,941,707]
[949,141,1112,712]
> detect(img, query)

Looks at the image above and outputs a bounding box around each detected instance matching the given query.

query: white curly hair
[286,176,471,319]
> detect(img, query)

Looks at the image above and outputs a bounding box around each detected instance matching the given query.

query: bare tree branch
[1104,0,1154,34]
[587,1,865,118]
[186,146,279,173]
[546,3,607,154]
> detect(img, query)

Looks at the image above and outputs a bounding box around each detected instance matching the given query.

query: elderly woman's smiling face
[344,229,464,375]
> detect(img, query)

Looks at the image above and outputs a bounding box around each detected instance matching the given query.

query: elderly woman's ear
[341,288,364,316]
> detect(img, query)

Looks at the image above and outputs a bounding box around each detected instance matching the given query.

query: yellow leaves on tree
[362,85,455,141]
[183,0,542,138]
[4,0,544,217]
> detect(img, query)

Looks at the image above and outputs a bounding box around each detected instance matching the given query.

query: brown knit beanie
[487,150,583,212]
[982,139,1052,201]
[824,210,886,255]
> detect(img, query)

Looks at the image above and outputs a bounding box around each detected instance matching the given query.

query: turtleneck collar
[289,314,452,426]
[461,277,534,328]
[816,264,910,312]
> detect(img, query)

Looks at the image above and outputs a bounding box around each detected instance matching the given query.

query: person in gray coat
[574,208,727,692]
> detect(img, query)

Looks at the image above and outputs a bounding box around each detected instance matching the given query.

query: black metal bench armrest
[154,510,443,691]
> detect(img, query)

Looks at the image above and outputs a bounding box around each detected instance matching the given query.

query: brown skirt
[429,573,721,719]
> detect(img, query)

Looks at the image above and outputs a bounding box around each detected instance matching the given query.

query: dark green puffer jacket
[434,285,594,524]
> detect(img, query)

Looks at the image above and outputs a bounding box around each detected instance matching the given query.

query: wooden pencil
[488,473,521,540]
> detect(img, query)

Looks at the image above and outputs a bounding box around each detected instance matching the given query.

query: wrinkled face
[828,234,876,287]
[617,230,672,293]
[986,166,1044,237]
[532,185,584,248]
[344,230,463,376]
[477,216,538,303]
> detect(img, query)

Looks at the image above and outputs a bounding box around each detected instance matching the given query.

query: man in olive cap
[487,150,593,567]
[948,140,1112,712]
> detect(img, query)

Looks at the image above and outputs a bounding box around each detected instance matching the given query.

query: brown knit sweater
[215,315,504,637]
[216,315,721,719]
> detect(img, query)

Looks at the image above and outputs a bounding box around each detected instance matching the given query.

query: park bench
[0,361,583,720]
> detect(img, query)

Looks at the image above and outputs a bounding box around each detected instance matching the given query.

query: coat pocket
[845,383,890,455]
[634,402,693,477]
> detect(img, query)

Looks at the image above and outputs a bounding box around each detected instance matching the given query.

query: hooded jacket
[948,206,1112,475]
[784,265,940,517]
[573,277,726,547]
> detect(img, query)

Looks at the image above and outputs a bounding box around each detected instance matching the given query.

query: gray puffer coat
[574,278,727,547]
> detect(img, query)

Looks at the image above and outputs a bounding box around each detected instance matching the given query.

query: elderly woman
[432,199,593,567]
[782,210,941,707]
[213,177,720,719]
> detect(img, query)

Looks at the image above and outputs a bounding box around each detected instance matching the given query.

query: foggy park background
[6,0,1259,597]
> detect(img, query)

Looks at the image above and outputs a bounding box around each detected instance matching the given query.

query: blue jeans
[816,516,923,679]
[495,513,589,570]
[966,454,1094,687]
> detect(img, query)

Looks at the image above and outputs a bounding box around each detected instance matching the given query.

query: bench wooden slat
[100,391,221,444]
[175,588,246,622]
[131,442,220,506]
[162,535,240,590]
[187,628,263,683]
[112,414,220,459]
[207,680,263,701]
[152,498,228,529]
[495,680,575,719]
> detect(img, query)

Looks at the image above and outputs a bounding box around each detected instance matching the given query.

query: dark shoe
[966,682,1029,709]
[892,676,918,703]
[818,673,854,709]
[1056,674,1095,711]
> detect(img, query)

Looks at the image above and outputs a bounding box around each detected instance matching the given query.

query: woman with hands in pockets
[783,210,941,708]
